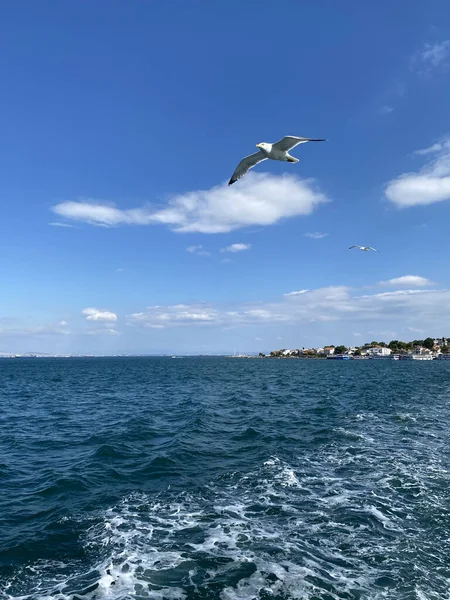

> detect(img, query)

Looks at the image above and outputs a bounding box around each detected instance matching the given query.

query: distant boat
[326,354,350,360]
[399,354,434,361]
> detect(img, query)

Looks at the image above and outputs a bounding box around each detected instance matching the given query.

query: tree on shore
[423,337,434,350]
[412,339,424,348]
[369,340,387,348]
[334,345,348,355]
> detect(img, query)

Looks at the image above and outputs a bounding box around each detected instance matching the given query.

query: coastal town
[258,337,450,361]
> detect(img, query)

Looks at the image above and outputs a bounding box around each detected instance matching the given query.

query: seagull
[228,136,327,185]
[349,245,379,252]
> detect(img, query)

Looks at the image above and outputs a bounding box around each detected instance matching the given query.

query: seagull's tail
[287,156,299,163]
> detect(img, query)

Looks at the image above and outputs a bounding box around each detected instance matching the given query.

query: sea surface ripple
[1,357,450,599]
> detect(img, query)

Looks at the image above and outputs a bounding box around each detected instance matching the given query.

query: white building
[323,346,335,356]
[368,346,392,358]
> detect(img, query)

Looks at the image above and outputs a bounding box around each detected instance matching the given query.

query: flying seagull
[228,136,327,185]
[349,245,379,252]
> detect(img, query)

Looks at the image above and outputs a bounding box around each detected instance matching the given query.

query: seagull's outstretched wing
[273,136,327,153]
[228,151,268,185]
[368,247,379,252]
[349,245,360,250]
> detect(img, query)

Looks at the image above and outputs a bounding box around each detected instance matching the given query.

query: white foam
[3,449,449,599]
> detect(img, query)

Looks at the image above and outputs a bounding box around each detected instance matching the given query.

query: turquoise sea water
[1,357,450,599]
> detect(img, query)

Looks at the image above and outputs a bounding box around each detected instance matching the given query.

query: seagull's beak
[256,144,261,149]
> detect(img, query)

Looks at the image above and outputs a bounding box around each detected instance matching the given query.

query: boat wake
[4,446,450,600]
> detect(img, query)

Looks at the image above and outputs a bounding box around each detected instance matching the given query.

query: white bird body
[228,136,327,185]
[255,143,298,162]
[349,245,379,252]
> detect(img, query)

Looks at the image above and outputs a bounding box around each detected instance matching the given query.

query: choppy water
[1,357,450,599]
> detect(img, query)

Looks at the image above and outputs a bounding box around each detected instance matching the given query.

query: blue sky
[1,0,450,354]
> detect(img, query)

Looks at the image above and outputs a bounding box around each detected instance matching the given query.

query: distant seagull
[349,245,379,252]
[228,136,327,185]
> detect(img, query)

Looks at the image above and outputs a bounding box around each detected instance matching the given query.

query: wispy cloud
[220,243,251,253]
[51,173,329,234]
[82,308,117,322]
[128,304,218,328]
[414,142,446,156]
[367,330,397,338]
[385,137,450,207]
[186,245,211,256]
[379,275,434,287]
[126,284,450,333]
[304,232,328,240]
[419,40,450,71]
[284,290,309,297]
[48,222,75,228]
[370,82,405,118]
[0,322,71,337]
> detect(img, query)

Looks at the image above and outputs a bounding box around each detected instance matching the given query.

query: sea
[1,357,450,600]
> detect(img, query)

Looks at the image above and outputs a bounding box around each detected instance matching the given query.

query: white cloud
[128,304,219,329]
[220,243,251,253]
[116,268,124,273]
[304,232,328,240]
[353,332,362,337]
[385,137,450,207]
[82,308,117,322]
[414,142,445,156]
[127,287,350,330]
[379,105,394,115]
[51,173,329,234]
[48,222,76,228]
[379,275,434,287]
[125,283,450,337]
[284,290,309,297]
[420,40,450,69]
